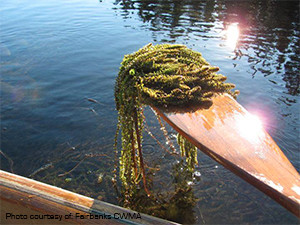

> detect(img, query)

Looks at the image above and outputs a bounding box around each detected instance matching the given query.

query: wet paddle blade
[153,94,300,217]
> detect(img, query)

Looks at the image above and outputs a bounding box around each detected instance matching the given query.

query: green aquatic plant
[119,160,197,224]
[177,134,198,172]
[114,43,238,197]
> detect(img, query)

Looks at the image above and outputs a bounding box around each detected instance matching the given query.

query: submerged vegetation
[119,160,198,224]
[114,43,238,199]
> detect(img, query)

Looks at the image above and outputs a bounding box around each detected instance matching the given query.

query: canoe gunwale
[0,170,178,225]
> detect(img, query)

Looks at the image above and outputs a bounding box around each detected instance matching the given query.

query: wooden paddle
[153,93,300,217]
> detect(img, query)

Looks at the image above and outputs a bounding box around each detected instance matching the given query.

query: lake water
[1,0,299,224]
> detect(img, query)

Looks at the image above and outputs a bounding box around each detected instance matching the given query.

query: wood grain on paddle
[154,94,300,217]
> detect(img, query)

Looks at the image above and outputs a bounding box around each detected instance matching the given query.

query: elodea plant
[114,43,238,199]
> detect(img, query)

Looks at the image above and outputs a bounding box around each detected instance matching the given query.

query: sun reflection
[236,112,265,144]
[225,23,240,49]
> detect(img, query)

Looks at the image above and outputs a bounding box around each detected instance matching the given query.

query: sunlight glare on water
[225,23,240,50]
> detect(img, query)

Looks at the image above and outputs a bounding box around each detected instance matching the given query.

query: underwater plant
[114,43,238,198]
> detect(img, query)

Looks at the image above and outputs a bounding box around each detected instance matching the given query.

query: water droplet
[193,171,201,177]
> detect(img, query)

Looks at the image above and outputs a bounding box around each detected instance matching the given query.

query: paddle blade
[153,94,300,217]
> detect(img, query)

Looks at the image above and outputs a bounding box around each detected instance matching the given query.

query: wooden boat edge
[0,170,179,225]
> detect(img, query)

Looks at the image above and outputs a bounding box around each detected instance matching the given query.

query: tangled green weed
[114,43,238,198]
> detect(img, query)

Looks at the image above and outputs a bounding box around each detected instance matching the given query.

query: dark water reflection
[114,0,299,95]
[1,0,299,224]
